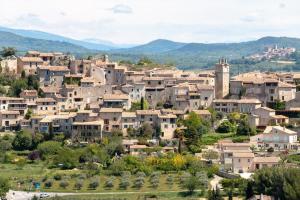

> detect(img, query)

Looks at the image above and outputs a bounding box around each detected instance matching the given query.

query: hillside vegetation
[0,31,98,55]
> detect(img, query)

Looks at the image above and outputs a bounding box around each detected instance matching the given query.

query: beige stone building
[159,113,177,140]
[17,57,44,75]
[72,120,103,142]
[35,98,57,115]
[249,107,289,127]
[20,90,38,106]
[0,97,27,115]
[0,110,21,131]
[121,112,138,136]
[213,98,261,113]
[0,56,17,74]
[102,94,131,110]
[38,66,70,87]
[99,108,123,132]
[231,72,296,106]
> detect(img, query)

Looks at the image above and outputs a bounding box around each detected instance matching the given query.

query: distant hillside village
[1,48,300,177]
[246,45,296,61]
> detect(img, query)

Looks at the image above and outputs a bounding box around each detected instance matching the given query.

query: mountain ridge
[0,26,115,50]
[0,31,98,55]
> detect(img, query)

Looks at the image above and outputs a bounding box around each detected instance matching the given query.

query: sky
[0,0,299,44]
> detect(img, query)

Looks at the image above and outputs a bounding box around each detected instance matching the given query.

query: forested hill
[109,37,300,69]
[0,31,98,55]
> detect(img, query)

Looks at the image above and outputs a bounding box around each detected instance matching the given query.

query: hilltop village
[1,50,300,199]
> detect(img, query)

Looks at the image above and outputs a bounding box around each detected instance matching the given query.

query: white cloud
[279,3,286,8]
[109,4,133,14]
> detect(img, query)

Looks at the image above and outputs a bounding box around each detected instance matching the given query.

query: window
[282,96,284,101]
[104,119,109,124]
[158,81,161,85]
[238,159,241,163]
[248,159,250,162]
[269,89,275,94]
[113,117,117,121]
[270,96,274,101]
[164,124,168,128]
[204,97,208,100]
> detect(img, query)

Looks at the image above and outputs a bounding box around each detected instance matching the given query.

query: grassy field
[48,192,206,200]
[0,162,190,193]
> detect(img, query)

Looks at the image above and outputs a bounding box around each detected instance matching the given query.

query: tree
[105,177,115,188]
[53,148,79,169]
[216,121,235,133]
[183,176,200,194]
[27,75,39,90]
[183,112,209,147]
[21,70,26,79]
[0,140,12,152]
[202,150,219,161]
[111,129,123,137]
[166,175,174,185]
[252,167,286,200]
[149,172,160,188]
[174,128,185,154]
[120,171,131,189]
[138,122,154,138]
[1,47,16,57]
[272,100,286,110]
[59,180,69,189]
[236,120,256,136]
[9,79,27,97]
[130,98,149,111]
[208,187,223,200]
[245,181,254,199]
[25,109,33,120]
[44,180,53,188]
[137,57,153,66]
[133,177,145,189]
[31,132,44,149]
[74,180,83,190]
[89,177,99,189]
[0,177,9,199]
[120,176,130,189]
[37,141,62,159]
[0,86,6,95]
[12,130,32,151]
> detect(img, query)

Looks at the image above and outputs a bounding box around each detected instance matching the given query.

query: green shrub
[59,180,69,189]
[44,180,53,188]
[74,180,83,190]
[53,174,62,181]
